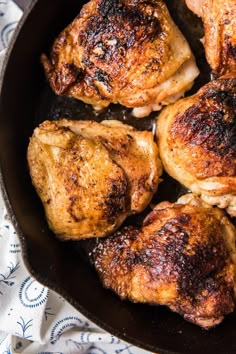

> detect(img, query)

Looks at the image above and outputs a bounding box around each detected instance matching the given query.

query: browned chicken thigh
[93,195,236,329]
[60,119,162,212]
[27,119,162,240]
[41,0,199,118]
[186,0,236,76]
[157,73,236,216]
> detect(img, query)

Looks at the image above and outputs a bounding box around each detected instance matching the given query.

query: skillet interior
[0,0,236,353]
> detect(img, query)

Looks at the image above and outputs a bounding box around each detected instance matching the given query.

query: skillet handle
[12,0,31,11]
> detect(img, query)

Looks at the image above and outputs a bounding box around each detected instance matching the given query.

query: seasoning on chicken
[93,194,236,329]
[186,0,236,77]
[41,0,199,118]
[157,73,236,216]
[27,119,162,240]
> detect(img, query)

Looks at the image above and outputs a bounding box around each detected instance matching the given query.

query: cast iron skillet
[0,1,236,353]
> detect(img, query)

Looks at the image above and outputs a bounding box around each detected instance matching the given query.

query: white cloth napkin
[0,1,153,353]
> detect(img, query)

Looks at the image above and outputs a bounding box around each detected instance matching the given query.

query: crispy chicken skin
[60,119,162,212]
[41,0,199,118]
[157,73,236,216]
[27,119,162,240]
[186,0,236,77]
[93,195,236,329]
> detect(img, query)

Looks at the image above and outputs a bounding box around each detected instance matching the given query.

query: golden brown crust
[27,120,129,239]
[169,74,236,179]
[41,0,198,113]
[27,119,161,240]
[157,73,236,215]
[94,198,236,328]
[57,119,162,212]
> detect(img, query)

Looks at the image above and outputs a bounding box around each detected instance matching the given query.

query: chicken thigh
[93,194,236,329]
[157,73,236,216]
[60,119,162,212]
[41,0,199,118]
[27,119,162,240]
[186,0,236,76]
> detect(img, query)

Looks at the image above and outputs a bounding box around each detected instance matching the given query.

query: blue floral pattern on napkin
[0,0,21,51]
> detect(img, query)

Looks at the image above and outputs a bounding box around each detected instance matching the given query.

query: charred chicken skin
[27,119,162,240]
[41,0,199,118]
[157,73,236,216]
[93,195,236,329]
[186,0,236,77]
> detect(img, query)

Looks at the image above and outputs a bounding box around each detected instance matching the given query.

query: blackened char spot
[97,0,162,47]
[133,214,191,271]
[79,0,162,85]
[94,69,112,92]
[135,213,230,301]
[103,177,129,221]
[171,82,236,158]
[65,63,84,81]
[227,42,236,61]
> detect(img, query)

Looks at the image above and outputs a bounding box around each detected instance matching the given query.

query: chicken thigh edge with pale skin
[27,119,162,240]
[41,0,199,118]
